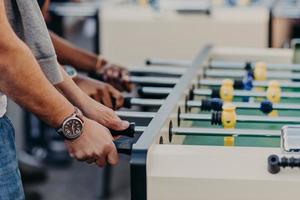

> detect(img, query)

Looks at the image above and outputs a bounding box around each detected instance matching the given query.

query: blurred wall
[101,6,269,67]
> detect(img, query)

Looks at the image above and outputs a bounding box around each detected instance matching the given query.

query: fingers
[108,85,124,109]
[113,135,121,140]
[111,119,129,131]
[102,67,113,83]
[65,118,120,168]
[107,142,119,166]
[123,81,133,93]
[90,93,101,102]
[92,82,124,110]
[95,157,106,167]
[72,146,118,167]
[101,65,132,92]
[105,111,130,130]
[114,69,131,92]
[121,69,133,92]
[108,69,124,92]
[74,151,88,162]
[95,142,118,167]
[100,87,113,109]
[86,158,97,164]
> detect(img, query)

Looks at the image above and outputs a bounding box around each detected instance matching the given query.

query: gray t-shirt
[0,0,63,117]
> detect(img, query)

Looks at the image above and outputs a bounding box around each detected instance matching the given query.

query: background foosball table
[120,45,300,200]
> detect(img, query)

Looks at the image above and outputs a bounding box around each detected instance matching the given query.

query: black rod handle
[109,123,135,138]
[123,97,132,109]
[137,87,169,99]
[88,72,104,81]
[268,155,280,174]
[113,137,133,155]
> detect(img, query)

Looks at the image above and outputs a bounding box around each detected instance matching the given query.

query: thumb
[108,117,130,131]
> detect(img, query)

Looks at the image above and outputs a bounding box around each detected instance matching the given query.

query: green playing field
[183,95,300,147]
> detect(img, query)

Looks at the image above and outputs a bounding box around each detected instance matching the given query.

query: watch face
[63,118,83,139]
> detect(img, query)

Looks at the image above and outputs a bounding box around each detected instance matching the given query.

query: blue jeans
[0,116,24,200]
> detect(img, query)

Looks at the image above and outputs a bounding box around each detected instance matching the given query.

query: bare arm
[50,31,132,92]
[0,1,121,166]
[50,31,98,72]
[0,1,73,127]
[56,67,128,130]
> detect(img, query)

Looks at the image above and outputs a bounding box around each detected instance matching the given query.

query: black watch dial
[63,118,83,139]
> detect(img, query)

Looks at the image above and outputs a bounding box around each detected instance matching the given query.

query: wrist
[73,75,83,85]
[73,74,88,84]
[69,89,93,115]
[64,66,78,79]
[51,103,75,129]
[56,107,86,140]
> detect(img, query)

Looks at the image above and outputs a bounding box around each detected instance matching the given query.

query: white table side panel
[147,145,300,200]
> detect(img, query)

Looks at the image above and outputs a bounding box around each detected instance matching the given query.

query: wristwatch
[56,107,84,140]
[64,66,78,79]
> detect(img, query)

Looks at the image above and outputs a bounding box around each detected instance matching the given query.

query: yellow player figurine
[254,61,267,101]
[222,103,236,146]
[220,79,234,102]
[221,103,236,129]
[224,136,235,146]
[267,80,281,116]
[254,61,267,81]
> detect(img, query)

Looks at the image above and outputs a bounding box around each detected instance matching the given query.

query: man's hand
[65,117,118,167]
[96,62,133,92]
[81,97,129,131]
[74,75,124,110]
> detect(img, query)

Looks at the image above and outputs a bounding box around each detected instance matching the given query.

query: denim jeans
[0,116,24,200]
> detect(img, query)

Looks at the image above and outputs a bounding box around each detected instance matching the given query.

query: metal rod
[145,58,190,67]
[125,97,300,111]
[138,87,173,95]
[118,110,292,126]
[130,67,185,76]
[199,79,300,89]
[172,127,280,137]
[130,76,179,85]
[134,126,147,134]
[139,87,300,99]
[132,126,280,137]
[205,69,300,80]
[129,98,165,107]
[180,113,300,124]
[187,100,300,111]
[193,89,300,99]
[210,60,300,71]
[116,111,156,119]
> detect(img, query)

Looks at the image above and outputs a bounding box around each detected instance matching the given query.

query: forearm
[0,43,74,128]
[56,67,91,111]
[0,1,73,127]
[50,31,98,72]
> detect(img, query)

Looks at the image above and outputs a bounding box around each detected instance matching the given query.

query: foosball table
[112,45,300,200]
